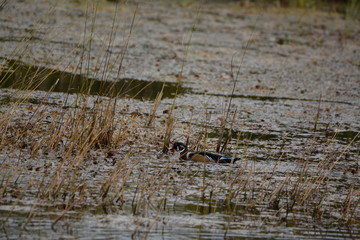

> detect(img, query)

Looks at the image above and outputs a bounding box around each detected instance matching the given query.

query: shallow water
[0,143,359,239]
[0,0,359,239]
[0,60,189,100]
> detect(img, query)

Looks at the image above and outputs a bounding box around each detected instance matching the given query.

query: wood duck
[170,142,240,164]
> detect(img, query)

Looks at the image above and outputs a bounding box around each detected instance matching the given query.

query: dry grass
[0,0,359,238]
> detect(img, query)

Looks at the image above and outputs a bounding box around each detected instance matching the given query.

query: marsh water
[0,0,359,239]
[1,60,189,100]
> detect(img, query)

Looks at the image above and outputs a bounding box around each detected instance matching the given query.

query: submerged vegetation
[0,0,359,239]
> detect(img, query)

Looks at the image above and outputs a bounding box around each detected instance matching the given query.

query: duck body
[171,142,240,164]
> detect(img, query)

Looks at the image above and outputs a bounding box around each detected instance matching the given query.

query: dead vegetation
[0,0,359,239]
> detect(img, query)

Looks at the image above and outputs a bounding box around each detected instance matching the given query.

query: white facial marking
[206,155,214,161]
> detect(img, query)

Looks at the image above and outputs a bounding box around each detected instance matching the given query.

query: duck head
[171,142,188,153]
[170,142,189,159]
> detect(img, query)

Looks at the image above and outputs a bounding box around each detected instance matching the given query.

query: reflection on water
[0,60,189,101]
[207,126,359,143]
[200,91,353,105]
[1,201,358,240]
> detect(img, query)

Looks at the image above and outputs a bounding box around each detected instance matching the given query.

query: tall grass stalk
[162,5,201,153]
[216,13,258,153]
[313,94,322,131]
[146,86,163,127]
